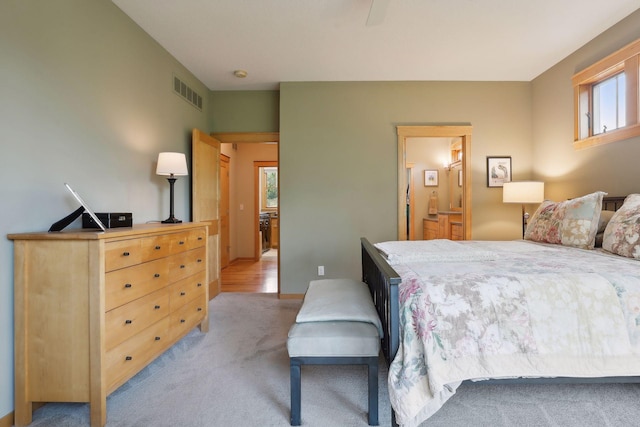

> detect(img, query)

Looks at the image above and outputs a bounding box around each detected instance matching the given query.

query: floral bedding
[385,240,640,427]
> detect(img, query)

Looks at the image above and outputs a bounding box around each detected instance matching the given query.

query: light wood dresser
[8,223,209,427]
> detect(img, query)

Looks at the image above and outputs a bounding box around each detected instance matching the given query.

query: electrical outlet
[318,266,325,276]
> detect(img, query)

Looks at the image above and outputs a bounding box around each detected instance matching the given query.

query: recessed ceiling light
[233,70,248,78]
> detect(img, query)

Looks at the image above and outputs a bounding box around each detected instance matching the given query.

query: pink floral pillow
[602,194,640,259]
[524,191,606,249]
[524,200,563,244]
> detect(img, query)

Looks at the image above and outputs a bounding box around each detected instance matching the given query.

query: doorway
[254,161,278,260]
[397,126,472,241]
[212,132,280,294]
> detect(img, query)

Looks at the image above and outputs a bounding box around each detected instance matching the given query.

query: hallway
[220,249,278,293]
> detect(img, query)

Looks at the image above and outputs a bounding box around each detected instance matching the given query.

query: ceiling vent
[173,74,202,111]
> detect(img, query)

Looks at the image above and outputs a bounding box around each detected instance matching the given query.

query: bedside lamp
[503,181,545,238]
[156,152,188,223]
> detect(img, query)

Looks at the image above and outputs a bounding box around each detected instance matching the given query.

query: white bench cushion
[287,321,380,357]
[295,279,383,337]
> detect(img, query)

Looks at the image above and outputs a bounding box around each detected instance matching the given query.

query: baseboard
[0,410,13,427]
[231,257,255,262]
[279,293,304,300]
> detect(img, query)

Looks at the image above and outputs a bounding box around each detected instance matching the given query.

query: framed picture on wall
[424,169,439,187]
[486,156,512,187]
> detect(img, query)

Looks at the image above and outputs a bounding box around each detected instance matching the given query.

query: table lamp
[156,152,188,223]
[503,181,545,238]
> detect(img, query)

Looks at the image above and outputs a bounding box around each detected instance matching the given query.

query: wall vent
[173,74,202,111]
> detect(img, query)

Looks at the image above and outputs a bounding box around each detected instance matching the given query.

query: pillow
[524,200,563,244]
[602,194,640,259]
[524,191,606,249]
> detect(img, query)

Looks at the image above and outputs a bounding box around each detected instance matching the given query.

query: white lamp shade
[156,152,188,176]
[503,181,545,203]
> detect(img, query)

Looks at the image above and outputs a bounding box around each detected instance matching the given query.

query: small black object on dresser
[82,212,133,229]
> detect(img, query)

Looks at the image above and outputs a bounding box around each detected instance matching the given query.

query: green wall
[209,90,279,132]
[0,1,210,419]
[279,81,532,294]
[532,9,640,199]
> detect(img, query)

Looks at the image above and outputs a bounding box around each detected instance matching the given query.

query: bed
[361,193,640,427]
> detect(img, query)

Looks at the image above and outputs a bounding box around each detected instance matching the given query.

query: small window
[261,167,278,209]
[592,72,626,135]
[572,38,640,149]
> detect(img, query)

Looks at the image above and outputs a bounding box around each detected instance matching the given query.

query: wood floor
[220,249,278,293]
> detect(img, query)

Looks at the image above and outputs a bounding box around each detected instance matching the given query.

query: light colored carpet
[29,293,391,427]
[28,293,640,426]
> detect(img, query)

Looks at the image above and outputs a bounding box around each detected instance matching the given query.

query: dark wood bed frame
[360,196,638,425]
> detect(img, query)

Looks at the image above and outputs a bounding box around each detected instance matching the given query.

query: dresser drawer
[170,296,207,342]
[141,234,173,262]
[184,228,207,250]
[169,271,207,312]
[105,316,170,393]
[168,247,206,283]
[105,288,169,351]
[105,258,169,311]
[105,239,142,271]
[169,228,206,254]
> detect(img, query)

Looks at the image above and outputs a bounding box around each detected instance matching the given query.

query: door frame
[397,126,472,240]
[254,161,278,260]
[211,132,280,292]
[220,153,230,269]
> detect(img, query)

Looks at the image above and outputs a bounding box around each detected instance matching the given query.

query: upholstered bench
[287,279,382,426]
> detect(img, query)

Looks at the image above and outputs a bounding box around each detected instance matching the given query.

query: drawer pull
[197,307,202,312]
[155,245,161,250]
[123,251,130,256]
[125,319,132,324]
[154,273,160,278]
[198,236,203,241]
[125,356,132,361]
[155,336,161,341]
[154,305,161,309]
[197,259,202,263]
[180,319,186,323]
[180,292,186,296]
[124,283,132,288]
[197,283,202,287]
[179,241,185,245]
[180,265,186,269]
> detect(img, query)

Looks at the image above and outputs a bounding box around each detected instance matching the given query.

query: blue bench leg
[367,357,379,426]
[290,359,301,426]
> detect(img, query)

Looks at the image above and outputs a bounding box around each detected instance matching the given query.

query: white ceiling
[112,0,640,91]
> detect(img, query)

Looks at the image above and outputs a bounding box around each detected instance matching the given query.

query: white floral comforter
[384,240,640,427]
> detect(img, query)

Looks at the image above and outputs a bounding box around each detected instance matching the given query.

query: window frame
[260,166,278,210]
[572,38,640,149]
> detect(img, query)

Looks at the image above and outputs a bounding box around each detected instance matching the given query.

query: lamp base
[521,204,531,239]
[161,217,182,224]
[162,176,182,224]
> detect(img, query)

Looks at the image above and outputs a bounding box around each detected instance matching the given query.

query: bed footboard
[361,237,401,365]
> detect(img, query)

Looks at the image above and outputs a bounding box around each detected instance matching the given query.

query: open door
[192,129,221,299]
